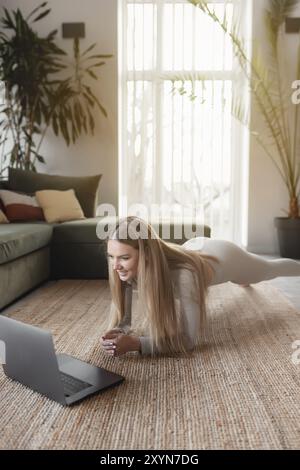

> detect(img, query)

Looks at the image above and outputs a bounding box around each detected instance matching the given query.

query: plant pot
[274,217,300,259]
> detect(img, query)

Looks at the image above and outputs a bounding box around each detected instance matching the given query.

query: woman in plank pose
[101,216,300,356]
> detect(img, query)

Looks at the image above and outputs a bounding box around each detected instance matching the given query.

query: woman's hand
[101,331,141,357]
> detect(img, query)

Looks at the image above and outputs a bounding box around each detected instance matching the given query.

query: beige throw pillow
[0,209,9,224]
[35,189,85,223]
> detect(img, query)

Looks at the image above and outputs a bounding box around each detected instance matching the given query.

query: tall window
[119,0,250,243]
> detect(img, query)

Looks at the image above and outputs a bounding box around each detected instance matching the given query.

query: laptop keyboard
[60,372,92,397]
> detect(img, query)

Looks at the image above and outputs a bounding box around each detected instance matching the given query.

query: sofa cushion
[52,217,102,243]
[95,216,211,245]
[0,197,6,213]
[52,217,211,244]
[0,189,44,222]
[8,168,101,218]
[0,209,9,224]
[36,189,85,223]
[0,223,53,265]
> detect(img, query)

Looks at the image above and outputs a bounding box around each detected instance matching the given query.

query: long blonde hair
[106,216,217,355]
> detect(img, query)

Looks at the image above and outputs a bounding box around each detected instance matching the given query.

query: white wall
[248,0,300,254]
[0,0,118,209]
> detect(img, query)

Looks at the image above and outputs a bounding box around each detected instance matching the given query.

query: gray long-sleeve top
[118,268,201,355]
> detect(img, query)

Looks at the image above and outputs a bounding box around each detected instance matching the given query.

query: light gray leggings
[182,237,300,286]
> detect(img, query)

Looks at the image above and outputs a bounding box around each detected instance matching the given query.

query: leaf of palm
[25,2,48,22]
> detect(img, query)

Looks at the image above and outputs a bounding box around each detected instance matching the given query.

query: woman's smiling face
[107,240,139,282]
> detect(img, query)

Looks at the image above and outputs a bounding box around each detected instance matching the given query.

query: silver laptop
[0,316,124,406]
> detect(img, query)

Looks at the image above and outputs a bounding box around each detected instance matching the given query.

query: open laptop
[0,316,124,406]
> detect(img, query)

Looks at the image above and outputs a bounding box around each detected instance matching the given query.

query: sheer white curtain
[118,0,251,243]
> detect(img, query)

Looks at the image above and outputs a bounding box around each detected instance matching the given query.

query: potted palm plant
[0,2,112,173]
[184,0,300,258]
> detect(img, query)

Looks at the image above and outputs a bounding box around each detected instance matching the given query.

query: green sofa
[0,178,211,311]
[0,222,52,310]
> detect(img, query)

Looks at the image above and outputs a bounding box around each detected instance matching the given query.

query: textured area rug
[1,280,300,450]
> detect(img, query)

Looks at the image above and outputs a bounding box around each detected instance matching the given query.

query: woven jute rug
[1,280,300,450]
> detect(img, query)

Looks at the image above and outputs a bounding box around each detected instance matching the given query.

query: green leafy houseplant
[183,0,300,220]
[0,2,112,173]
[171,0,300,257]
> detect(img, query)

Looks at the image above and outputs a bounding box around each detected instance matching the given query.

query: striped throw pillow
[0,189,44,222]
